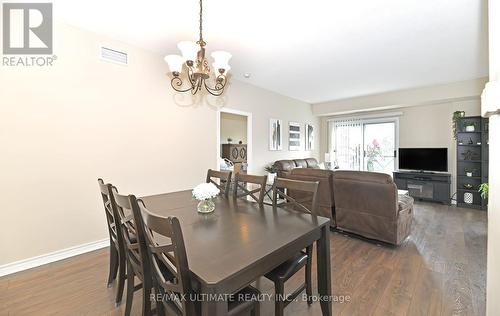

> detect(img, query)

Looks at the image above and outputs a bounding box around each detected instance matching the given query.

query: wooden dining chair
[232,173,268,205]
[114,192,153,316]
[136,200,261,316]
[206,169,232,197]
[266,177,319,316]
[272,177,319,214]
[97,179,126,306]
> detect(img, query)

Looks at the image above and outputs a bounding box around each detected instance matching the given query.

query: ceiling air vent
[100,47,128,65]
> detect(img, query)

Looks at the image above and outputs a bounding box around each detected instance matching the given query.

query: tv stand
[416,170,435,174]
[393,171,451,205]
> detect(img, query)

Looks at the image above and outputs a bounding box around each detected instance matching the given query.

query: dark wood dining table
[141,190,332,316]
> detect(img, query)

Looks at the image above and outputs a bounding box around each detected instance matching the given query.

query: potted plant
[479,183,489,199]
[265,164,277,183]
[227,137,233,144]
[452,111,465,140]
[463,121,476,132]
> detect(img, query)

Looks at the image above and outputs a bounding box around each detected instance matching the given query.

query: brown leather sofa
[285,168,336,227]
[332,171,413,245]
[273,158,319,177]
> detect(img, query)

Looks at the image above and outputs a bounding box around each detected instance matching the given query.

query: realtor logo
[2,3,53,54]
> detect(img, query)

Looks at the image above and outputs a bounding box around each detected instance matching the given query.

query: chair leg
[115,252,126,306]
[275,281,285,316]
[156,297,165,316]
[305,245,313,305]
[107,245,118,287]
[250,301,260,316]
[142,281,152,316]
[124,261,135,316]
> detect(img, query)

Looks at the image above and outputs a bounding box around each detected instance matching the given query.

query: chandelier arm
[204,79,225,96]
[204,76,226,92]
[171,77,195,93]
[191,77,201,95]
[187,67,196,86]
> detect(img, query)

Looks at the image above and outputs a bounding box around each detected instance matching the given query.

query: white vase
[465,125,475,132]
[466,172,473,177]
[267,172,277,184]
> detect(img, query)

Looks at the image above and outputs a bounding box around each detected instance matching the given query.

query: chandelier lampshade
[165,0,231,96]
[211,51,232,68]
[164,55,185,74]
[177,41,199,62]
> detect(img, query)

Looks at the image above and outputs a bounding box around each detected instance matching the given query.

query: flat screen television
[399,148,448,172]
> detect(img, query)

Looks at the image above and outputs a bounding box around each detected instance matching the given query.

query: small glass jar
[197,199,215,213]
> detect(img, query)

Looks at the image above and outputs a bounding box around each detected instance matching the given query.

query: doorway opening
[216,109,252,175]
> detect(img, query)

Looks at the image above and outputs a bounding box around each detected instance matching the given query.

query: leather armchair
[333,170,413,245]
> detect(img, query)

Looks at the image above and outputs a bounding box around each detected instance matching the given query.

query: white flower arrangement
[192,183,220,201]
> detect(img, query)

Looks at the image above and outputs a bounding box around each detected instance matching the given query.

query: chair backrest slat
[272,177,319,214]
[232,173,268,205]
[206,169,232,197]
[136,201,197,316]
[114,192,150,281]
[98,179,123,250]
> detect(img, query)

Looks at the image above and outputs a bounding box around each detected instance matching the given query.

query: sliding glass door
[363,122,396,174]
[330,118,397,174]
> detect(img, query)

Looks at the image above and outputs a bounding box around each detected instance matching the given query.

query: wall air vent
[100,47,128,65]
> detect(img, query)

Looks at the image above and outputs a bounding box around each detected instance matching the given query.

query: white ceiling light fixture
[164,0,231,96]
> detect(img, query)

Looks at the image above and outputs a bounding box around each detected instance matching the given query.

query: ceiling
[52,0,488,103]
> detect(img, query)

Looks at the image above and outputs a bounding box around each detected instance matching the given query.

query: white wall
[220,112,247,144]
[487,0,500,314]
[0,22,319,266]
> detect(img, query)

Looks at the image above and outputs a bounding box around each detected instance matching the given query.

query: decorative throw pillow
[318,162,326,169]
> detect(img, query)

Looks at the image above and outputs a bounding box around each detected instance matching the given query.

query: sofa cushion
[293,159,308,168]
[305,158,319,168]
[334,170,393,184]
[274,160,296,172]
[291,168,334,179]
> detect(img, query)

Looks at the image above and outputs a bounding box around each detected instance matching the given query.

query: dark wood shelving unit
[456,116,489,210]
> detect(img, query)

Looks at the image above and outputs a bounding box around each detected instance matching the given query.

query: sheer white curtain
[328,119,363,170]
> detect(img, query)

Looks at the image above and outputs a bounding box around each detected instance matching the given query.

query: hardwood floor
[0,202,486,315]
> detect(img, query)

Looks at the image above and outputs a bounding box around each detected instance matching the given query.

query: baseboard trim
[0,238,110,277]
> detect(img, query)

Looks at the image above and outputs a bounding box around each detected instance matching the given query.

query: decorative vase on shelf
[465,125,475,132]
[466,171,473,177]
[464,192,474,204]
[192,183,220,214]
[197,199,216,213]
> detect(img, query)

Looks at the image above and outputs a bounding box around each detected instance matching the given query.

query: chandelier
[164,0,231,96]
